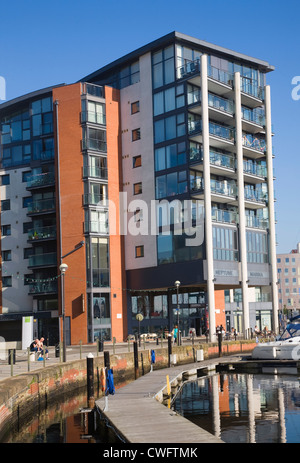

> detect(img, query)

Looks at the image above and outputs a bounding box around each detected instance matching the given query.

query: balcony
[240,76,264,108]
[242,133,266,159]
[208,93,234,124]
[212,207,238,225]
[83,166,108,180]
[244,188,267,208]
[177,59,201,82]
[83,193,108,206]
[28,225,56,242]
[189,146,235,177]
[27,198,56,215]
[243,160,267,183]
[211,179,237,202]
[26,172,55,189]
[28,280,58,295]
[81,111,106,126]
[82,138,107,152]
[245,215,269,230]
[83,83,104,98]
[28,252,57,268]
[242,106,265,134]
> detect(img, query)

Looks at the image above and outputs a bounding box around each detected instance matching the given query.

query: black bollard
[87,353,95,408]
[133,341,139,379]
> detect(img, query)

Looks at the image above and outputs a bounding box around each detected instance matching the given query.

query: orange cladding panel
[105,86,127,342]
[53,83,87,345]
[215,290,226,328]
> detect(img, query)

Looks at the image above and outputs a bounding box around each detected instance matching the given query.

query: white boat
[252,316,300,360]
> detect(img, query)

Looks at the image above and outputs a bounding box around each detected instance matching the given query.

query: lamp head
[175,280,180,287]
[59,263,68,274]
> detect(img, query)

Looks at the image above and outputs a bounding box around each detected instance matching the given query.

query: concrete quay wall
[0,340,256,439]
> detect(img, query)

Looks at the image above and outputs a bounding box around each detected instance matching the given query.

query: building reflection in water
[173,371,300,443]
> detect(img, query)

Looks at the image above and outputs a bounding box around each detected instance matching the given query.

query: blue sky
[0,0,299,253]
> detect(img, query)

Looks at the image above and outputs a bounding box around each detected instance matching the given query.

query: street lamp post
[175,280,181,345]
[59,241,84,362]
[59,262,68,362]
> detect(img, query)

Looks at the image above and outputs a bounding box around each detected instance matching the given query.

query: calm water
[1,388,122,443]
[173,372,300,443]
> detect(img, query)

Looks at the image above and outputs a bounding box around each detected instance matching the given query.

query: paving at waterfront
[0,338,197,382]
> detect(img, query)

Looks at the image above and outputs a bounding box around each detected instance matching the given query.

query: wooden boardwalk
[95,357,240,443]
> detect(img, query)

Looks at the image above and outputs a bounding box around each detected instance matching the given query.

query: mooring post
[27,347,30,372]
[104,351,110,370]
[133,341,139,379]
[87,353,95,408]
[218,332,222,357]
[168,335,172,368]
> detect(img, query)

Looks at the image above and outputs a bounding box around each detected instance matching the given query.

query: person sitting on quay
[38,337,49,359]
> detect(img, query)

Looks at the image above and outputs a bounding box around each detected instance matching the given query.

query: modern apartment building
[0,32,279,344]
[277,243,300,316]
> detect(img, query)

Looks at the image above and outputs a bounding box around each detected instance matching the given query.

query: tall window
[152,46,175,89]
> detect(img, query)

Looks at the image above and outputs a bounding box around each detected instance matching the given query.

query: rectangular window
[1,199,10,211]
[133,182,142,195]
[23,197,32,208]
[1,224,11,236]
[2,250,11,261]
[2,276,12,287]
[0,174,10,185]
[132,128,141,141]
[133,155,142,168]
[131,101,140,114]
[135,245,144,258]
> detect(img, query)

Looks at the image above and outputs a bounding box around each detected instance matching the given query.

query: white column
[201,54,216,342]
[234,72,250,337]
[265,85,279,333]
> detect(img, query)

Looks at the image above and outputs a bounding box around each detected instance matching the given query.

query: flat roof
[81,31,274,82]
[0,83,65,112]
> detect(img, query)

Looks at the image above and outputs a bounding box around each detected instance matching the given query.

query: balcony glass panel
[208,93,234,114]
[210,150,235,169]
[245,215,269,229]
[28,225,56,241]
[240,76,264,100]
[29,252,57,267]
[208,65,234,86]
[190,176,204,192]
[83,166,108,180]
[243,160,267,177]
[188,119,202,135]
[92,269,110,287]
[83,193,108,206]
[29,281,57,294]
[209,122,235,142]
[27,172,55,188]
[212,207,237,224]
[27,198,56,214]
[211,179,237,197]
[244,187,267,203]
[242,106,265,126]
[85,84,104,98]
[189,144,203,163]
[177,59,200,79]
[242,133,266,153]
[82,138,107,152]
